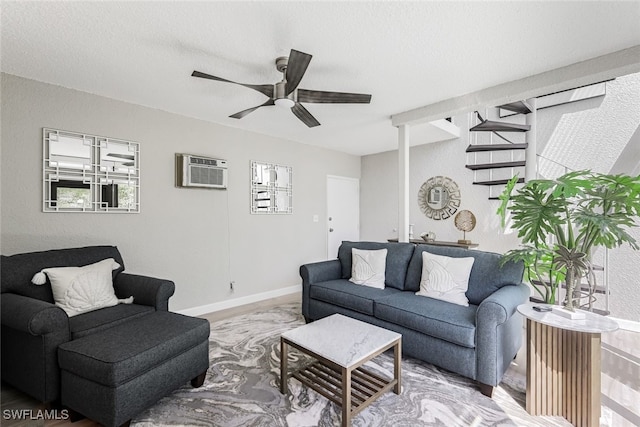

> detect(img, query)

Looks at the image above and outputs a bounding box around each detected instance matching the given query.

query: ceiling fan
[191,49,372,128]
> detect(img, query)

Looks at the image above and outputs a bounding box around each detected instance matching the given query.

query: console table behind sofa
[387,238,479,249]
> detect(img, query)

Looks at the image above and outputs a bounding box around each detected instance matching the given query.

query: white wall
[537,73,640,177]
[361,113,522,255]
[0,73,360,311]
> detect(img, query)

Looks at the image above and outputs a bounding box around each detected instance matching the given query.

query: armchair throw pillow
[31,258,133,317]
[416,251,474,306]
[349,248,387,289]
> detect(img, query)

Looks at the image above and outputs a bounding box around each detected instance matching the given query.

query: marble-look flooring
[130,302,571,427]
[1,298,573,426]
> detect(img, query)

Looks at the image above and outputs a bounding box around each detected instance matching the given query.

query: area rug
[131,303,569,427]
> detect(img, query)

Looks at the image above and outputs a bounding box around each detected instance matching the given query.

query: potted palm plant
[497,171,640,311]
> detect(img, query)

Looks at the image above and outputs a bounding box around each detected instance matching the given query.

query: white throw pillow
[416,251,475,306]
[31,258,130,317]
[349,248,387,289]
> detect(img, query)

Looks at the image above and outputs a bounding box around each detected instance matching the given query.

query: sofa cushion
[309,279,401,316]
[374,292,477,348]
[38,258,122,317]
[59,311,210,387]
[405,245,524,305]
[349,248,387,289]
[416,251,474,306]
[338,241,414,290]
[1,246,125,302]
[69,304,154,340]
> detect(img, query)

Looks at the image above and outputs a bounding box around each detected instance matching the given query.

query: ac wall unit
[176,153,227,189]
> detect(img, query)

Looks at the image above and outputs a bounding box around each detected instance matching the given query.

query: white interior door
[327,175,360,259]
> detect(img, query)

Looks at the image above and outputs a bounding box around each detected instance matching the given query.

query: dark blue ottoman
[58,311,210,427]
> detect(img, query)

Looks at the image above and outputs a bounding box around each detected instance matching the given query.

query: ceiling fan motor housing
[274,56,296,104]
[274,81,296,103]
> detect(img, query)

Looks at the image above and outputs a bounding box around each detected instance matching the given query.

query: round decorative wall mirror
[417,176,461,220]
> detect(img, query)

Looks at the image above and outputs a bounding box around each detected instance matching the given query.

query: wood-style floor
[0,293,300,427]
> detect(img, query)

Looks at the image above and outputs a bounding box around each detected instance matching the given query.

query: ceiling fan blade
[229,99,275,119]
[297,89,372,104]
[192,70,274,98]
[285,49,312,96]
[291,102,320,128]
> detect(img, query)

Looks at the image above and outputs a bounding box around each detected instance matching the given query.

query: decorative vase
[420,231,436,242]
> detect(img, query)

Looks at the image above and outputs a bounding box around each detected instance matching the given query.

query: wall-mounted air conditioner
[175,153,227,189]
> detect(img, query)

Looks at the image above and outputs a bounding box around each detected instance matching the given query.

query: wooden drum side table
[517,304,618,427]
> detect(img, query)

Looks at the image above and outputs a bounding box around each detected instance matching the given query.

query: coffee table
[280,314,401,427]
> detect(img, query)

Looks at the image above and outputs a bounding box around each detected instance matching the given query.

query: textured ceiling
[2,1,639,155]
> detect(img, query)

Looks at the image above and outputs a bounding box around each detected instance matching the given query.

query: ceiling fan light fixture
[274,98,295,109]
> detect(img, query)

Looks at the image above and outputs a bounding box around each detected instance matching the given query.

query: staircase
[465,101,532,199]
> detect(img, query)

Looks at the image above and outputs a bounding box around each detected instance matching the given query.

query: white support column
[525,98,537,181]
[398,125,410,242]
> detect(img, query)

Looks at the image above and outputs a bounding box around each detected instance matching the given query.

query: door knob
[329,228,334,232]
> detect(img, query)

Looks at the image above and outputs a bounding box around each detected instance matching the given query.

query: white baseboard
[609,316,640,333]
[175,284,302,317]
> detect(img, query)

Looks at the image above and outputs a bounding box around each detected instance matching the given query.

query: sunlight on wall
[539,72,640,177]
[601,328,640,427]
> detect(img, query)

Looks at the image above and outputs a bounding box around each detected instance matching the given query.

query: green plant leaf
[508,183,566,246]
[499,170,639,255]
[501,245,564,304]
[497,171,639,305]
[553,245,588,271]
[574,209,639,250]
[497,175,520,228]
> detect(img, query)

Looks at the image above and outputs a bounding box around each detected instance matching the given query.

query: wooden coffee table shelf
[280,314,401,426]
[294,358,396,412]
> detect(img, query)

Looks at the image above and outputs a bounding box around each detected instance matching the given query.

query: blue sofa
[300,241,529,397]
